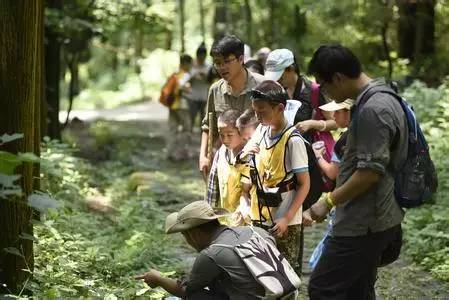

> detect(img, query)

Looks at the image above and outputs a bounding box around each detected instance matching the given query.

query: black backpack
[354,84,438,208]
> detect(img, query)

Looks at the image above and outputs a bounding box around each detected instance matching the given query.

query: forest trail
[63,101,449,299]
[59,100,168,123]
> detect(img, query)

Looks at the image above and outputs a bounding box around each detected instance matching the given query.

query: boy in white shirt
[245,80,311,268]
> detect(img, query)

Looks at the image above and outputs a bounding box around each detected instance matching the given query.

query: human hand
[312,146,325,159]
[270,217,289,238]
[309,199,330,223]
[134,269,163,288]
[302,210,314,226]
[241,143,260,158]
[232,211,245,226]
[182,83,192,93]
[295,120,314,133]
[199,155,209,174]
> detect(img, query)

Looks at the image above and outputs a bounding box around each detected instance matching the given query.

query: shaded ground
[63,102,449,299]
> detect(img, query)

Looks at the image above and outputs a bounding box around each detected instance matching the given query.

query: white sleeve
[286,136,309,174]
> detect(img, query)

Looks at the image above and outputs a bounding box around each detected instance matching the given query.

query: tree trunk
[64,53,79,127]
[213,0,228,40]
[179,0,185,53]
[0,0,43,294]
[199,0,206,42]
[414,0,435,60]
[381,0,394,80]
[45,0,62,140]
[244,0,252,46]
[397,0,435,61]
[267,0,276,47]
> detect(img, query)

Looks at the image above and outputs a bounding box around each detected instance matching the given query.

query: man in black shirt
[304,44,407,300]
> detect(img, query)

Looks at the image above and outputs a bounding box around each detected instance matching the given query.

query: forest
[1,0,449,298]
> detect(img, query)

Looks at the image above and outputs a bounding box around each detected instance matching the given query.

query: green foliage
[25,123,202,298]
[400,80,449,281]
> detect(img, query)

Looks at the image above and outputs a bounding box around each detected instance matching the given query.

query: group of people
[139,35,408,300]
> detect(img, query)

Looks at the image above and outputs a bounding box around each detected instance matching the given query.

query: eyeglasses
[213,58,238,69]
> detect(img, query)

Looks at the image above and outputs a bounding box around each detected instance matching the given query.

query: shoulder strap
[310,82,320,109]
[353,85,417,153]
[310,82,325,121]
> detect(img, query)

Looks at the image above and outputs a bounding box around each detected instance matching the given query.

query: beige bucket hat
[319,99,354,112]
[165,201,229,234]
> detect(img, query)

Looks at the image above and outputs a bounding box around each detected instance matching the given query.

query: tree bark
[381,0,394,79]
[199,0,206,42]
[45,0,63,140]
[244,0,252,46]
[64,53,79,128]
[213,0,228,40]
[179,0,185,53]
[397,0,435,61]
[267,0,276,48]
[0,0,43,294]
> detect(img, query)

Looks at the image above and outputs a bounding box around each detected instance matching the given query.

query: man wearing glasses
[199,35,265,180]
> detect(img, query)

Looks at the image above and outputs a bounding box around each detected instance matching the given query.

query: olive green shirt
[201,69,265,132]
[332,79,407,237]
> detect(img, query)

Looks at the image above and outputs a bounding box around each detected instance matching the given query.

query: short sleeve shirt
[254,123,309,225]
[332,78,408,237]
[201,70,265,132]
[185,226,272,299]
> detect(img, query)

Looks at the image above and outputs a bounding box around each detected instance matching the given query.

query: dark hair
[180,54,193,65]
[308,44,362,82]
[291,54,300,74]
[244,60,264,75]
[210,35,244,59]
[196,42,207,57]
[218,109,241,127]
[250,80,288,106]
[236,109,259,129]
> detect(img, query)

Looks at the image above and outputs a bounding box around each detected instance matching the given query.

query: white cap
[264,49,295,81]
[319,99,355,111]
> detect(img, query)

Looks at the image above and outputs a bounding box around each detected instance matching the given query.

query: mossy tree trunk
[0,0,43,294]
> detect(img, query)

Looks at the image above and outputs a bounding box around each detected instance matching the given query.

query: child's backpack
[354,84,438,208]
[159,73,178,107]
[212,227,300,299]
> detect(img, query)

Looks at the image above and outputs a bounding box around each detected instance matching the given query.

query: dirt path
[59,100,168,122]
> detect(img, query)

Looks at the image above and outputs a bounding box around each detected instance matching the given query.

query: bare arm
[305,169,381,223]
[272,172,310,237]
[135,269,186,298]
[316,158,339,181]
[322,110,337,131]
[331,169,380,205]
[199,131,209,172]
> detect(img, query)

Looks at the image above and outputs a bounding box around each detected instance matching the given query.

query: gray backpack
[212,227,300,299]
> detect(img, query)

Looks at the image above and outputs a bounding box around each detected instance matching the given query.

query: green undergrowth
[400,80,449,282]
[26,121,203,299]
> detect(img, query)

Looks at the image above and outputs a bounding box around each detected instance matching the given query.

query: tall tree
[45,0,63,140]
[199,0,206,42]
[244,0,253,46]
[213,0,228,40]
[179,0,186,52]
[397,0,436,62]
[0,0,43,294]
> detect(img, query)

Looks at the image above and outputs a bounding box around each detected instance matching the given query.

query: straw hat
[165,201,229,234]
